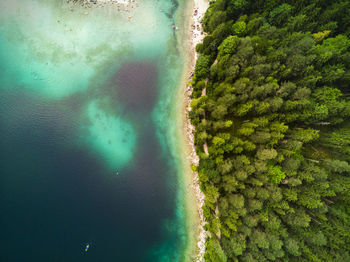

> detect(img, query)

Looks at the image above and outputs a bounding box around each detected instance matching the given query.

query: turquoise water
[0,0,192,261]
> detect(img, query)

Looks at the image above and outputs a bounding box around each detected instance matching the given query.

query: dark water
[0,48,188,262]
[0,62,178,262]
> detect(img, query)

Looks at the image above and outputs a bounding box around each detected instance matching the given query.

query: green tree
[217,35,240,59]
[269,4,293,26]
[195,55,211,79]
[232,21,246,36]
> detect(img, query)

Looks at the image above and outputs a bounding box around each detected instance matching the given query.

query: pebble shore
[184,0,209,261]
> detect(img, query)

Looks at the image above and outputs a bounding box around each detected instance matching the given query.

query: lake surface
[0,0,192,261]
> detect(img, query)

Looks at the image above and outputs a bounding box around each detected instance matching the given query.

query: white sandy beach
[78,0,131,4]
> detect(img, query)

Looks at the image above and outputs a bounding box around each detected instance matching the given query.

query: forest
[190,0,350,261]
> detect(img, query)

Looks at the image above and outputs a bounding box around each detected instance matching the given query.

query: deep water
[0,0,189,261]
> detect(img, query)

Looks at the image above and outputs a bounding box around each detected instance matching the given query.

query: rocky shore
[184,0,209,261]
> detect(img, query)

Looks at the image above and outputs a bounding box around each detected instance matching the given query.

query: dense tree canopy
[191,0,350,261]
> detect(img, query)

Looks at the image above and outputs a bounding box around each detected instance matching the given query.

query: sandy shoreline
[68,0,137,14]
[73,0,131,4]
[182,0,209,261]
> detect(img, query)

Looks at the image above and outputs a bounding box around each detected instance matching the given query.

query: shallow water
[0,0,191,261]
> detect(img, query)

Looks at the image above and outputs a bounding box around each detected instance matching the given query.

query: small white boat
[85,244,90,252]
